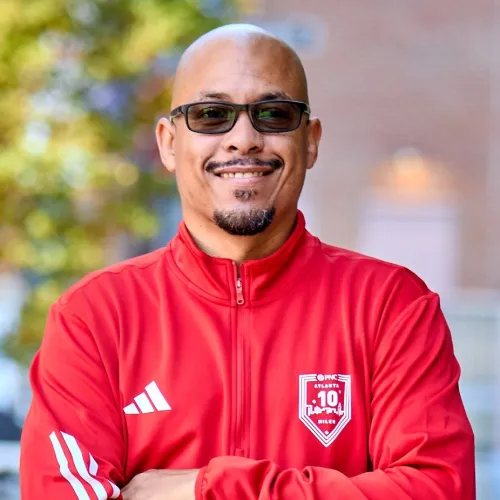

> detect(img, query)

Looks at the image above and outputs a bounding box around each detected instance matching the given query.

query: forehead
[174,38,305,104]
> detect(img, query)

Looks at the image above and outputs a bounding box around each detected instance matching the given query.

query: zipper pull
[236,278,245,305]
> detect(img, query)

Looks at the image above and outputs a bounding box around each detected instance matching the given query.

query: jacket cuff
[195,466,208,500]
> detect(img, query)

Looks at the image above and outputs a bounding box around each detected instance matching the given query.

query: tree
[0,0,238,364]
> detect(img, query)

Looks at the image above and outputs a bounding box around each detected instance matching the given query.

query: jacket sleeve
[195,293,476,500]
[20,302,124,499]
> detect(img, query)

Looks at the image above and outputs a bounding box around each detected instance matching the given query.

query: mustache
[206,157,284,172]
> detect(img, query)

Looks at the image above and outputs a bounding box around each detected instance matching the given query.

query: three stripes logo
[123,381,171,415]
[49,431,120,499]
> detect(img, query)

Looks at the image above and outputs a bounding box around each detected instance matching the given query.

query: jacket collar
[167,211,315,305]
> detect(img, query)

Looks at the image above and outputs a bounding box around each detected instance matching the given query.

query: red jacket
[20,211,475,499]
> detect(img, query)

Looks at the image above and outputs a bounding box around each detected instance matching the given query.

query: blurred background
[0,0,499,498]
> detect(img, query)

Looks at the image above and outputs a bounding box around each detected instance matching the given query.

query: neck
[183,210,298,263]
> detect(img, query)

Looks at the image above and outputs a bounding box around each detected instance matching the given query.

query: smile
[216,172,269,179]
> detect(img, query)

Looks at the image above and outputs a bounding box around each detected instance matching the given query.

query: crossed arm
[21,295,475,499]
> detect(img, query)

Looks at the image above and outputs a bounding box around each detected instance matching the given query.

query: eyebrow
[196,92,231,101]
[259,91,293,101]
[194,90,294,102]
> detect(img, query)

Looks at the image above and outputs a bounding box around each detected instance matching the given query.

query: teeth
[218,172,264,178]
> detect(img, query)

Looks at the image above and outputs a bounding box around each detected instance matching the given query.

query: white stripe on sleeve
[89,455,98,477]
[61,432,108,500]
[89,454,121,499]
[107,479,121,499]
[49,432,91,500]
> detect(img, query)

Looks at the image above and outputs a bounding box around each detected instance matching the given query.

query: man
[20,24,475,499]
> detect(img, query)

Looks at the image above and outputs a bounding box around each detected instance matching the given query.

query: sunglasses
[169,100,311,134]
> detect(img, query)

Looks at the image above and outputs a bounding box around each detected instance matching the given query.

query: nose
[221,110,263,155]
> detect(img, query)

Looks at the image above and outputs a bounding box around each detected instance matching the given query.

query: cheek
[176,133,209,164]
[173,134,219,201]
[279,138,308,179]
[175,134,217,176]
[176,131,221,171]
[273,138,308,197]
[270,132,308,164]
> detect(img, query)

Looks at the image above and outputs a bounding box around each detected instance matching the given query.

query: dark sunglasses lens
[187,103,236,132]
[252,102,301,131]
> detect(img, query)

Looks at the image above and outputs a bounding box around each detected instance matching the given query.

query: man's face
[157,37,321,236]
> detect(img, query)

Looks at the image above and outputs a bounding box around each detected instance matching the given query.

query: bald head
[171,24,309,108]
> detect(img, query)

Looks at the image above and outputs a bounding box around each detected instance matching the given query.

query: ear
[156,117,176,173]
[305,117,322,170]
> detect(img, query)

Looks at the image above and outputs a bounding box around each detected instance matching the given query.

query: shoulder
[310,238,441,340]
[58,246,168,311]
[311,235,431,307]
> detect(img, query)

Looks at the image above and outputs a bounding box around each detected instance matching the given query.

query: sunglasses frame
[168,99,311,134]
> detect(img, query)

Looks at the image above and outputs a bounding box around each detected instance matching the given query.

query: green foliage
[0,0,236,363]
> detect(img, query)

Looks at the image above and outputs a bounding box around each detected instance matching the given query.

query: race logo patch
[299,374,351,447]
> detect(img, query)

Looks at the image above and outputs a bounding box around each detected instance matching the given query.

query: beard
[213,206,276,236]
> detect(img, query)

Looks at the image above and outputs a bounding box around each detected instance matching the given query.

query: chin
[212,206,276,237]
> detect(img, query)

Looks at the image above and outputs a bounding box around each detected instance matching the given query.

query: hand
[122,469,199,500]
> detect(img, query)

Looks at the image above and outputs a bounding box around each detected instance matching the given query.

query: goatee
[213,207,276,236]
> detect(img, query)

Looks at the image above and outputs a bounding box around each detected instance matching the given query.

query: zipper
[235,277,245,305]
[232,264,245,455]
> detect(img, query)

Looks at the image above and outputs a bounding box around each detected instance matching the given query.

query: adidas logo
[123,381,171,414]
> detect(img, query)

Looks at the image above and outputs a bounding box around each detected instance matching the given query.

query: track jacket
[20,211,475,499]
